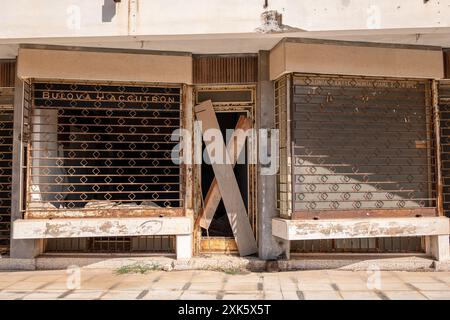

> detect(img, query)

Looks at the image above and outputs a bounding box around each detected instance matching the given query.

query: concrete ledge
[0,254,441,272]
[272,217,450,240]
[13,217,192,239]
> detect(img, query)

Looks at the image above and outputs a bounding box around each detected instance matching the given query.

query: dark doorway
[201,112,248,237]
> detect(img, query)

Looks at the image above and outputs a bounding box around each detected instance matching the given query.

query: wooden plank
[194,100,257,256]
[292,208,438,220]
[196,115,252,229]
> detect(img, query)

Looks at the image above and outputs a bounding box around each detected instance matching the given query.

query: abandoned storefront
[2,38,450,264]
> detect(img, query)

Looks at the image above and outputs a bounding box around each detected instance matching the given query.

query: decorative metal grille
[28,81,183,217]
[291,236,423,254]
[291,74,436,219]
[0,106,13,254]
[439,80,450,218]
[44,235,175,254]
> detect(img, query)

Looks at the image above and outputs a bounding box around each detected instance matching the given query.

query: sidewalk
[0,268,449,300]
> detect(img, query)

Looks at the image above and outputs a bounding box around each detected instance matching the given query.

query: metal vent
[0,62,15,87]
[193,55,258,84]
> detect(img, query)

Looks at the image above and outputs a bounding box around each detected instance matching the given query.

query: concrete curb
[1,254,446,272]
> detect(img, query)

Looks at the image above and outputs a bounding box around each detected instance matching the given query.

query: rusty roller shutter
[288,74,435,253]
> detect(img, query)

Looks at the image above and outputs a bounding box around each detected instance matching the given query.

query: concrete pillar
[425,235,450,261]
[257,50,290,260]
[10,76,42,258]
[176,234,192,260]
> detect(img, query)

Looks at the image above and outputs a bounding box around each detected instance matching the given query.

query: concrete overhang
[2,27,450,59]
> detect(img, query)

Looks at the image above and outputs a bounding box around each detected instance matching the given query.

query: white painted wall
[1,0,449,39]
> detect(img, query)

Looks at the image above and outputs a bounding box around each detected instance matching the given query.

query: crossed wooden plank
[194,100,257,256]
[196,114,252,230]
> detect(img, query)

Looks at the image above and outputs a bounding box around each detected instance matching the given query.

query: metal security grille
[0,106,13,254]
[291,74,436,219]
[44,235,175,254]
[274,76,292,218]
[28,81,183,218]
[439,80,450,218]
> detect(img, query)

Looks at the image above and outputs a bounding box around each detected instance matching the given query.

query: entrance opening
[201,112,248,237]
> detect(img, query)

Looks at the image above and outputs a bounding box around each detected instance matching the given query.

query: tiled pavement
[0,269,449,300]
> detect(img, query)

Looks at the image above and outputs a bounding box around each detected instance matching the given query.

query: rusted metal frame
[32,78,183,88]
[24,80,33,215]
[274,75,290,218]
[25,208,184,219]
[425,81,435,209]
[292,208,437,220]
[194,84,257,253]
[194,84,255,105]
[287,74,294,219]
[432,80,444,216]
[292,72,424,86]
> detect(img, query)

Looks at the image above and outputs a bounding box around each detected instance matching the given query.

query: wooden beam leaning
[196,115,252,229]
[194,100,257,256]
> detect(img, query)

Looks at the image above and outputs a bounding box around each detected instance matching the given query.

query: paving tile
[376,282,411,291]
[382,291,427,300]
[21,290,67,300]
[332,281,373,291]
[113,280,156,291]
[188,282,223,291]
[262,290,283,300]
[302,290,343,300]
[0,281,17,289]
[140,289,183,300]
[407,282,450,291]
[297,282,334,291]
[150,281,189,291]
[179,291,219,300]
[99,290,146,300]
[339,290,382,300]
[281,290,302,300]
[35,281,74,290]
[223,282,259,291]
[222,292,261,300]
[0,291,28,300]
[23,275,65,282]
[3,281,51,291]
[420,290,450,300]
[59,290,105,300]
[393,272,437,283]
